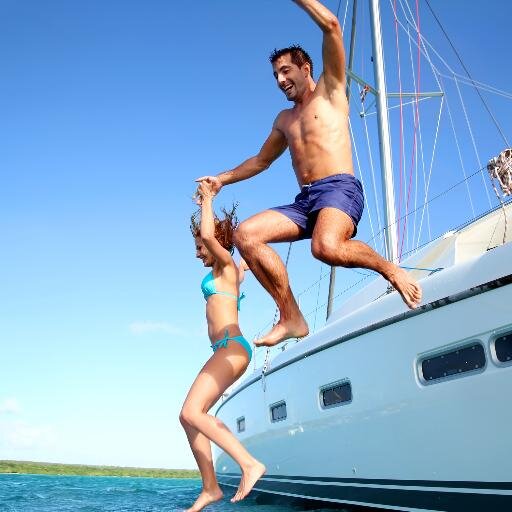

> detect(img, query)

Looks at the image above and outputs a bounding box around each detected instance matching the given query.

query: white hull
[214,205,512,511]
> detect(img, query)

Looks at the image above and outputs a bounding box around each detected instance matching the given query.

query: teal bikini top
[201,271,245,310]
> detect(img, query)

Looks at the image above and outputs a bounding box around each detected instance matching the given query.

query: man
[196,0,422,347]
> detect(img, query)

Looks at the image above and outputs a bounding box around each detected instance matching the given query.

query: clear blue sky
[1,0,511,469]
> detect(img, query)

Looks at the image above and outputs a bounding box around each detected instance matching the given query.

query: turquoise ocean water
[0,474,361,512]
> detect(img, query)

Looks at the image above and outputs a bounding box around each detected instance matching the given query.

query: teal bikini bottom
[211,330,252,361]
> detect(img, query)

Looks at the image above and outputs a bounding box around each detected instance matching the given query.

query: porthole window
[270,401,287,422]
[320,381,352,409]
[421,342,485,383]
[494,333,512,364]
[236,417,245,433]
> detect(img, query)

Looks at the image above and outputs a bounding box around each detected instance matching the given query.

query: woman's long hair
[190,203,239,255]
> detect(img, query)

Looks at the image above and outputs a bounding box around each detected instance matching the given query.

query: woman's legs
[179,419,223,512]
[180,342,265,507]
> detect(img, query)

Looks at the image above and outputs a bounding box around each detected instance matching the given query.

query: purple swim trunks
[270,173,364,238]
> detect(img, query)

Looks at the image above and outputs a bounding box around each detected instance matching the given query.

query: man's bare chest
[282,107,336,142]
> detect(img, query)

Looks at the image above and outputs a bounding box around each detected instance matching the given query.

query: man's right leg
[234,210,309,346]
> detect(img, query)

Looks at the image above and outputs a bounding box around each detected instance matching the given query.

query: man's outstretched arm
[196,119,288,193]
[293,0,345,89]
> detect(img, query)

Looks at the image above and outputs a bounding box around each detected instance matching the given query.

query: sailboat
[213,1,512,510]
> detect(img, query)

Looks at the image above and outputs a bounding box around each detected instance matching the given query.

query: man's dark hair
[269,45,314,78]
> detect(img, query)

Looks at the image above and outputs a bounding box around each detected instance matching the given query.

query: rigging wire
[423,0,510,148]
[312,263,324,332]
[392,0,512,108]
[368,164,489,248]
[453,77,493,208]
[396,0,437,247]
[349,93,380,242]
[398,0,422,261]
[407,25,425,252]
[400,0,422,260]
[297,270,332,299]
[392,0,406,260]
[362,95,437,115]
[439,74,476,218]
[415,96,443,248]
[389,0,423,261]
[435,73,512,100]
[395,0,480,226]
[401,196,511,261]
[393,0,481,247]
[336,0,350,31]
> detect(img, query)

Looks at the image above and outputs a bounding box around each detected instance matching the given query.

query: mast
[369,0,398,263]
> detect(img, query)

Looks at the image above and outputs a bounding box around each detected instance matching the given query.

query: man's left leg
[311,208,422,309]
[234,209,309,346]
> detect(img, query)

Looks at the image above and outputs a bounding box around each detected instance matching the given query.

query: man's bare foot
[387,266,422,309]
[185,487,223,512]
[254,317,309,347]
[230,461,266,503]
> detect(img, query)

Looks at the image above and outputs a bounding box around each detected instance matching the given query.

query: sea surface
[0,474,361,512]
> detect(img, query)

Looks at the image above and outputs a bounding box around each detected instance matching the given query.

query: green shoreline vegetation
[0,460,200,479]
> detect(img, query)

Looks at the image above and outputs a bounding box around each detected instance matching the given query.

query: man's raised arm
[196,118,288,194]
[293,0,345,89]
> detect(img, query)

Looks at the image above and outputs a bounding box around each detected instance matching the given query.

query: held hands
[193,176,222,206]
[193,179,217,206]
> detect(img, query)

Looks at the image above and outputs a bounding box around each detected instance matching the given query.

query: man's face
[195,237,214,267]
[272,54,308,102]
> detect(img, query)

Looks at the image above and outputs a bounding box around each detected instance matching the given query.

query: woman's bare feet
[254,316,309,347]
[185,487,223,512]
[230,461,266,503]
[387,267,422,309]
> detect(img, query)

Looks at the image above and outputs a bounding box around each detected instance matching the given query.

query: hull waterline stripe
[217,475,512,511]
[220,481,439,512]
[217,472,512,491]
[221,485,441,512]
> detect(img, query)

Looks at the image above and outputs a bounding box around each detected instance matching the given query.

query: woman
[180,180,265,512]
